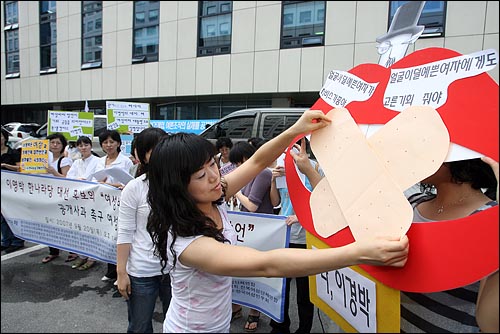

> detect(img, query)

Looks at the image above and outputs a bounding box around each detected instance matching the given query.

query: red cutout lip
[287,47,499,292]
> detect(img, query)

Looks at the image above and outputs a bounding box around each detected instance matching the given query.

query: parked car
[199,108,308,144]
[1,125,23,148]
[13,116,108,157]
[3,122,41,139]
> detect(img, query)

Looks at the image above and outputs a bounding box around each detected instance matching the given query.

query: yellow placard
[20,139,49,174]
[307,232,400,332]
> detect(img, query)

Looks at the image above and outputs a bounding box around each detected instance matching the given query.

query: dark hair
[46,133,68,154]
[229,141,256,164]
[247,137,265,148]
[421,158,498,200]
[448,158,497,200]
[146,133,228,274]
[255,139,268,149]
[297,137,315,160]
[215,137,233,150]
[130,136,137,158]
[99,130,122,152]
[135,127,167,177]
[76,136,92,146]
[1,128,10,143]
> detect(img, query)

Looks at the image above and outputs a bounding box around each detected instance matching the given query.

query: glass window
[389,1,446,37]
[39,1,57,73]
[198,1,232,57]
[4,1,18,25]
[261,114,300,140]
[135,12,146,24]
[82,1,102,69]
[281,1,325,49]
[198,102,221,119]
[40,1,56,15]
[158,104,176,120]
[176,104,196,120]
[5,29,19,74]
[149,9,158,21]
[4,1,20,77]
[133,1,160,63]
[155,100,272,120]
[203,116,255,139]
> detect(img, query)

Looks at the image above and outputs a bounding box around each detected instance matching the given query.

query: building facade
[1,1,499,124]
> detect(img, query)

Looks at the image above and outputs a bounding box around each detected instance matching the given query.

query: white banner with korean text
[228,211,290,323]
[1,171,120,264]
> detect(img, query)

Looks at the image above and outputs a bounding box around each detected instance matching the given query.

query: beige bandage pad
[309,106,449,240]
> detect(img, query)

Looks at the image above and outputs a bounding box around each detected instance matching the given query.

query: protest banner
[150,119,218,135]
[19,139,49,174]
[1,171,120,263]
[47,110,95,140]
[106,101,150,134]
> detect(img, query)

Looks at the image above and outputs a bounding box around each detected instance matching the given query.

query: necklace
[435,194,471,214]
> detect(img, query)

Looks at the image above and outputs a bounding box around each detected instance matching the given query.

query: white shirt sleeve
[116,177,140,244]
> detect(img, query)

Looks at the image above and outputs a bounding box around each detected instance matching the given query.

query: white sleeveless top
[163,205,237,333]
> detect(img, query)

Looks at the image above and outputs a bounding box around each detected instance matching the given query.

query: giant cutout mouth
[286,48,499,293]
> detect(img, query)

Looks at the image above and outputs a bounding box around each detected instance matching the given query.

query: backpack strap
[57,156,63,174]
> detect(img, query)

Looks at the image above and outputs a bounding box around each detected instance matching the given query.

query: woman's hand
[355,235,409,267]
[290,140,312,174]
[117,272,131,300]
[46,165,57,175]
[271,165,285,179]
[289,109,332,137]
[285,215,299,226]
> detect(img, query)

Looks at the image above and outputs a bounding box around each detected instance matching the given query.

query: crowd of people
[1,107,499,333]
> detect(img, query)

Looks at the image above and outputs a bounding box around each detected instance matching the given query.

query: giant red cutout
[287,48,499,292]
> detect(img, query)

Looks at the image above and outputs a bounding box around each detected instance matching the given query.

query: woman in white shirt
[66,136,101,271]
[66,136,100,180]
[116,127,171,333]
[94,130,133,189]
[95,130,133,281]
[46,133,73,178]
[41,133,76,264]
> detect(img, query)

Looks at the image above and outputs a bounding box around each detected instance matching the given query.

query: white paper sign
[229,211,290,323]
[314,250,377,333]
[89,166,134,185]
[383,49,498,112]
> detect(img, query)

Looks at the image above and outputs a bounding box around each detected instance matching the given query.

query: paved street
[2,242,343,333]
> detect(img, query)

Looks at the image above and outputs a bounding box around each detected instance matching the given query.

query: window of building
[81,1,102,69]
[389,1,446,37]
[39,1,57,74]
[156,99,271,120]
[4,1,19,78]
[132,1,160,63]
[281,1,325,49]
[198,1,232,57]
